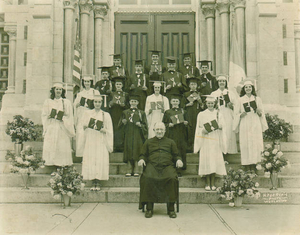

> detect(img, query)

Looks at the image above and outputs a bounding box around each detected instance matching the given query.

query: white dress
[74,88,100,156]
[82,109,113,180]
[194,109,227,176]
[41,98,75,166]
[145,94,169,138]
[233,95,268,165]
[211,89,238,154]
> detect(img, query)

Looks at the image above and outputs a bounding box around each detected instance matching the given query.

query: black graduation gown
[110,65,129,91]
[162,71,185,99]
[199,73,218,96]
[94,79,112,111]
[162,108,188,170]
[183,91,204,151]
[109,91,128,152]
[179,65,200,92]
[119,108,148,163]
[127,73,150,110]
[139,136,181,207]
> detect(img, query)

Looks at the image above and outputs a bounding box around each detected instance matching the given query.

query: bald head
[154,122,165,139]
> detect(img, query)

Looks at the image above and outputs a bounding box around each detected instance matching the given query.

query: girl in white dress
[41,83,75,166]
[211,75,238,154]
[74,76,100,157]
[194,96,227,191]
[145,81,169,138]
[233,80,268,172]
[82,95,113,190]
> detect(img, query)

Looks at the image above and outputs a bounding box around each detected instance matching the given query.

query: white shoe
[90,187,96,191]
[211,186,216,191]
[95,187,101,191]
[205,186,211,191]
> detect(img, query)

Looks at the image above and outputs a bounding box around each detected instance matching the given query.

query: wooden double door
[115,12,195,75]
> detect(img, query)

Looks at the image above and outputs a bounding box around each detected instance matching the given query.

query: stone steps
[1,174,299,189]
[0,187,299,204]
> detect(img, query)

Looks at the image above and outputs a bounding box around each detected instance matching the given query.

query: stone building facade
[0,0,299,142]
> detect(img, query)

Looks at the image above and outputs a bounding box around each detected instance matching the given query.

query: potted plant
[263,114,293,149]
[256,144,290,190]
[5,115,38,155]
[217,168,260,207]
[5,145,45,189]
[48,166,85,208]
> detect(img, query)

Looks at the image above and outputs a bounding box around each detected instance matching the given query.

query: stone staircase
[0,141,300,204]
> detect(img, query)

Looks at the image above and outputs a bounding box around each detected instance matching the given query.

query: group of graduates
[41,51,268,217]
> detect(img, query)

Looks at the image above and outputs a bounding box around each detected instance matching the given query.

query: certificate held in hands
[219,94,230,106]
[80,97,94,109]
[203,119,219,133]
[88,118,103,131]
[170,113,184,125]
[49,109,64,121]
[243,100,257,112]
[150,101,164,110]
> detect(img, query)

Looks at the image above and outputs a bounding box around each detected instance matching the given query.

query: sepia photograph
[0,0,299,234]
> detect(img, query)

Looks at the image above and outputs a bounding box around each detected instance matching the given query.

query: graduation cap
[216,75,228,82]
[112,76,125,84]
[93,95,103,101]
[242,79,254,87]
[198,60,213,70]
[202,95,216,102]
[52,82,64,89]
[129,94,140,101]
[134,59,144,65]
[187,77,199,85]
[169,93,182,100]
[149,50,161,55]
[166,56,177,63]
[82,75,95,81]
[98,66,112,73]
[110,53,123,60]
[181,52,194,58]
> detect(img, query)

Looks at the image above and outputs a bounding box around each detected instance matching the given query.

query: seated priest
[138,122,183,219]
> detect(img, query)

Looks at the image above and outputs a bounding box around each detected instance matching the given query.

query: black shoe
[145,210,153,218]
[169,211,177,218]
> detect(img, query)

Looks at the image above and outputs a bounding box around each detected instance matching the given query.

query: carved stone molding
[79,0,93,15]
[230,0,246,10]
[202,4,215,19]
[215,1,230,14]
[63,0,78,10]
[94,5,108,19]
[4,25,17,40]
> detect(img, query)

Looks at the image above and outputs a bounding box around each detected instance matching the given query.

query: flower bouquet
[48,166,85,208]
[5,145,45,189]
[263,114,293,145]
[256,144,290,190]
[5,115,38,144]
[217,168,260,207]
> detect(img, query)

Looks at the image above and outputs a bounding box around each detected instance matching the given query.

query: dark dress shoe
[169,211,177,218]
[145,210,153,218]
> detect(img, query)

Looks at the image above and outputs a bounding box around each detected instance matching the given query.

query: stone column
[4,25,17,94]
[79,0,93,76]
[94,4,108,80]
[216,1,230,75]
[231,0,246,71]
[295,22,300,93]
[63,0,77,92]
[202,4,216,74]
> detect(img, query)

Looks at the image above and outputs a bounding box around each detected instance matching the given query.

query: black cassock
[119,108,148,163]
[162,108,188,170]
[199,73,218,96]
[94,79,112,112]
[139,136,181,208]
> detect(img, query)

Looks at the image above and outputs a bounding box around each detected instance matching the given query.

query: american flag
[73,34,81,87]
